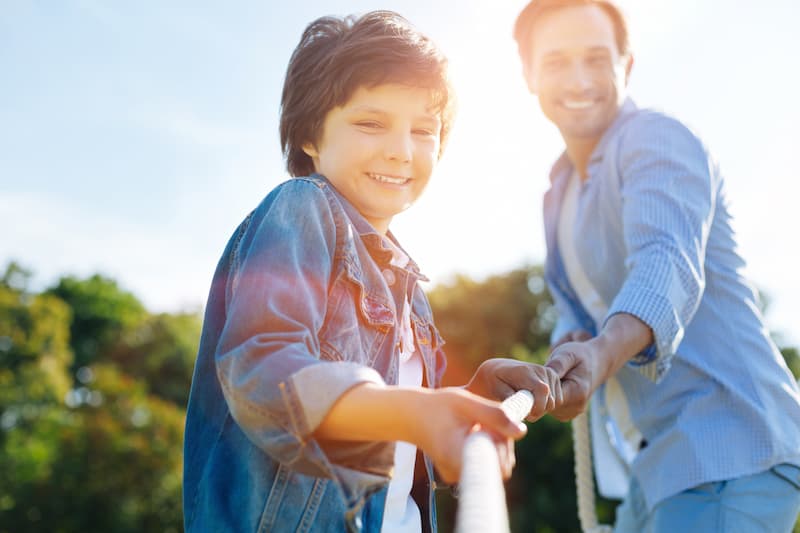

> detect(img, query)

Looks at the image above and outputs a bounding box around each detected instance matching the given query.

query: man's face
[525,5,632,146]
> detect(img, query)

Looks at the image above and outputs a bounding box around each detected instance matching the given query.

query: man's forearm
[590,313,654,385]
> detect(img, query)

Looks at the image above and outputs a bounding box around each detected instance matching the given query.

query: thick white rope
[454,390,533,533]
[572,412,613,533]
[453,390,612,533]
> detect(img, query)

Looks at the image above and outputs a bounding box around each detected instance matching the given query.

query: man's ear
[523,65,538,94]
[623,53,634,85]
[302,142,318,158]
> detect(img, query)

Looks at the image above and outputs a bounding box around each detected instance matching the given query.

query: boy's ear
[302,142,318,158]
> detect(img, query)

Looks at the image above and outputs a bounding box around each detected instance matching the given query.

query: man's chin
[558,123,607,142]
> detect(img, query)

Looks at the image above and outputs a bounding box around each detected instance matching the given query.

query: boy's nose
[385,131,412,162]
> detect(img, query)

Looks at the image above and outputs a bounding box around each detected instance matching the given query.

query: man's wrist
[586,335,619,386]
[592,313,654,382]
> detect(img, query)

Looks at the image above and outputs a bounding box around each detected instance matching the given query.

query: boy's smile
[303,84,441,235]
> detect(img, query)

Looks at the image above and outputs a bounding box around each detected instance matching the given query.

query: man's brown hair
[514,0,631,72]
[280,10,455,177]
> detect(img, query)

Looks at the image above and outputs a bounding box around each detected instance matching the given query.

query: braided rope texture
[454,390,533,533]
[572,412,613,533]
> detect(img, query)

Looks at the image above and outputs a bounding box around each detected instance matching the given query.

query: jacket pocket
[320,270,395,367]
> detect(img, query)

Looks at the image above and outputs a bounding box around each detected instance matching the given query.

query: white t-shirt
[381,239,423,533]
[558,171,642,499]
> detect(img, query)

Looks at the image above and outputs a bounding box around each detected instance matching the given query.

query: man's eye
[588,55,610,66]
[543,58,566,70]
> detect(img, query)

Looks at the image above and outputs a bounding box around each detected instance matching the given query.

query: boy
[183,11,561,532]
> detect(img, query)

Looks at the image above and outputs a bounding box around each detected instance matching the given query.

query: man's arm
[545,313,653,420]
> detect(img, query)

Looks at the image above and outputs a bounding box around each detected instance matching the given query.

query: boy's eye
[355,121,382,129]
[412,128,435,136]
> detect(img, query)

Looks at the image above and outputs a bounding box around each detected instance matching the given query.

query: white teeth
[563,100,594,109]
[368,173,409,185]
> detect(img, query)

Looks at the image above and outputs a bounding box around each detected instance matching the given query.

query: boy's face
[524,5,632,146]
[303,84,441,235]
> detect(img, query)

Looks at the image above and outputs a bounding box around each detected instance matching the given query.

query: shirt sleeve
[605,114,717,382]
[214,180,393,493]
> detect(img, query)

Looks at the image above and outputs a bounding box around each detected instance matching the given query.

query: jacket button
[382,268,395,286]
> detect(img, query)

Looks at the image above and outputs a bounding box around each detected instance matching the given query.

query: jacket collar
[308,174,429,281]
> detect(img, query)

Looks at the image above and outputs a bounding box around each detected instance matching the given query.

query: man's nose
[563,62,593,92]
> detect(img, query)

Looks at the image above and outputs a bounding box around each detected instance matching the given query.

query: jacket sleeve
[215,180,393,495]
[605,114,717,382]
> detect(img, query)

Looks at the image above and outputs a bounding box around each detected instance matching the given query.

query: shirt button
[382,268,395,286]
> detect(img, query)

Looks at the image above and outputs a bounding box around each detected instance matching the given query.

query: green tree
[45,274,147,377]
[427,266,555,386]
[0,263,185,532]
[0,364,184,533]
[112,311,201,406]
[0,274,73,412]
[780,346,800,380]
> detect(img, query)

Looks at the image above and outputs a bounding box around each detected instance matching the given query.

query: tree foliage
[0,263,194,532]
[45,274,147,376]
[427,266,556,385]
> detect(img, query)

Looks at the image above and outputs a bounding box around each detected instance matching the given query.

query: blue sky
[2,1,799,346]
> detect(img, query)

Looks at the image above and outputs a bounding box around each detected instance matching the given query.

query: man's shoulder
[616,106,703,147]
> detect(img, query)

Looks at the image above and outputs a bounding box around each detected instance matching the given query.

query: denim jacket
[183,175,447,532]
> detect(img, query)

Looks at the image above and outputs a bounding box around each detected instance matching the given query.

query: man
[513,0,800,530]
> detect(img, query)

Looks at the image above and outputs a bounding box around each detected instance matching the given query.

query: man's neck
[563,137,598,181]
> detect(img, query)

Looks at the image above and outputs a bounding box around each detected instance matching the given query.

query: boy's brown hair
[514,0,631,72]
[280,10,456,177]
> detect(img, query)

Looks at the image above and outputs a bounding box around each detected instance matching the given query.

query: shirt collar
[548,97,639,184]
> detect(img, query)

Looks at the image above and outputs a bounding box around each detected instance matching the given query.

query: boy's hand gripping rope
[454,390,611,533]
[454,389,533,533]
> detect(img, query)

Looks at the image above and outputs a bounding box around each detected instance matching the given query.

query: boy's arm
[215,181,389,479]
[314,383,526,483]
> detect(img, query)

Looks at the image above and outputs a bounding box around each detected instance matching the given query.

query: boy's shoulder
[252,175,338,217]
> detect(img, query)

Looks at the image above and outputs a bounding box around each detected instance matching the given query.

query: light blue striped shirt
[542,98,800,510]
